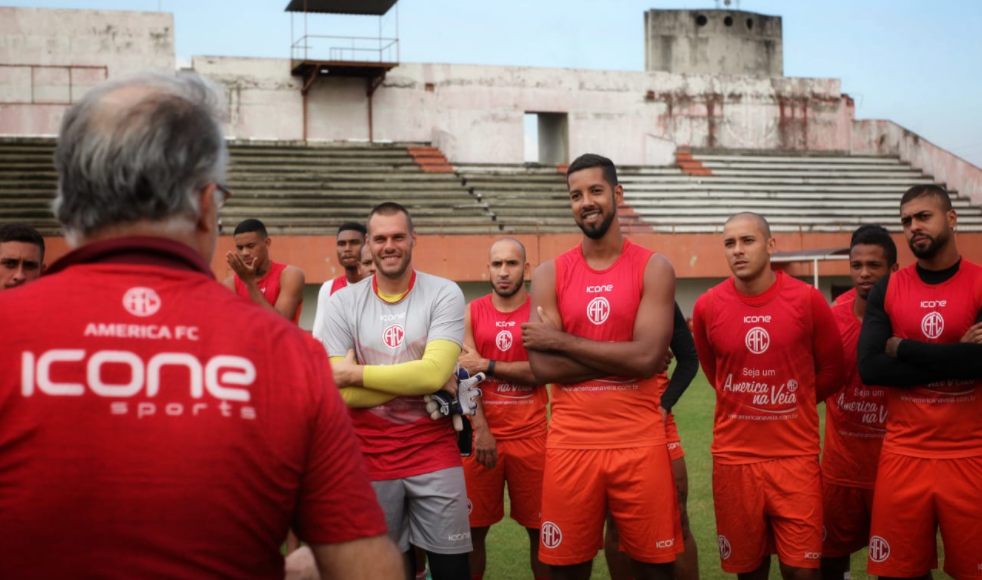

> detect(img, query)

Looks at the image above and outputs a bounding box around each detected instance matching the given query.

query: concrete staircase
[0,138,496,236]
[3,138,979,236]
[458,152,982,234]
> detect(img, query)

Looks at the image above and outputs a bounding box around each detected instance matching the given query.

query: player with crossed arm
[522,153,680,580]
[457,237,550,580]
[857,185,982,580]
[692,212,844,580]
[321,202,473,580]
[819,225,897,580]
[605,301,700,580]
[224,218,305,322]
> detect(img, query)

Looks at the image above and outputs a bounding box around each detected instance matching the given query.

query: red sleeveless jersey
[234,261,301,323]
[550,239,669,449]
[822,302,887,488]
[694,272,827,464]
[882,260,982,458]
[469,294,547,440]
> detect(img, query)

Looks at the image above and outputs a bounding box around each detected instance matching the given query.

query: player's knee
[470,526,490,544]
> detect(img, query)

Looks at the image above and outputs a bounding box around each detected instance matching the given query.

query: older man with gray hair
[0,72,401,580]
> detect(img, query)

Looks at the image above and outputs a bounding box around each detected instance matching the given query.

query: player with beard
[457,237,549,580]
[313,222,368,342]
[224,219,305,322]
[522,153,680,580]
[692,212,844,580]
[857,185,982,580]
[322,202,472,580]
[820,225,897,580]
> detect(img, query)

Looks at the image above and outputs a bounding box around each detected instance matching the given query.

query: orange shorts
[462,435,545,530]
[822,482,874,558]
[665,412,685,461]
[713,456,822,573]
[539,446,681,566]
[868,452,982,580]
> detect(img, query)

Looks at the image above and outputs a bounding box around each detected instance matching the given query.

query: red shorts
[821,482,874,558]
[868,452,982,580]
[462,435,545,530]
[539,446,681,566]
[713,456,822,573]
[665,412,685,461]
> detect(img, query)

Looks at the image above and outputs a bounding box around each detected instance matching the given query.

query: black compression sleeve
[660,302,699,412]
[857,276,935,387]
[895,306,982,379]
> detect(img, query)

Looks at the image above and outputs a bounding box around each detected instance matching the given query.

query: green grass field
[479,368,952,580]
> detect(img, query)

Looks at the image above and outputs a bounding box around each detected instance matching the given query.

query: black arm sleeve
[895,306,982,379]
[660,302,699,412]
[857,276,936,387]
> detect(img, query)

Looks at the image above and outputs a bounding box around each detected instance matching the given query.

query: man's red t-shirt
[692,271,845,464]
[469,294,547,440]
[0,238,385,579]
[882,260,982,458]
[550,239,669,449]
[234,261,302,323]
[822,301,887,488]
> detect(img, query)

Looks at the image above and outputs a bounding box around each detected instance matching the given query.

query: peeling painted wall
[198,57,854,164]
[0,7,174,135]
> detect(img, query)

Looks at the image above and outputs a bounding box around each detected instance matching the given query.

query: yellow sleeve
[362,339,461,396]
[338,386,399,408]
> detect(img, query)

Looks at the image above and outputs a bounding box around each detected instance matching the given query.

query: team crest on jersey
[868,536,890,563]
[495,330,513,352]
[122,287,161,317]
[745,326,770,354]
[920,311,944,339]
[382,324,405,349]
[718,535,732,560]
[587,297,610,325]
[540,522,562,548]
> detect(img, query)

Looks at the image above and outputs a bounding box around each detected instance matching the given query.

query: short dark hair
[368,202,414,233]
[338,222,367,237]
[725,212,772,239]
[566,153,618,189]
[851,224,897,266]
[233,218,268,238]
[0,222,45,261]
[900,184,952,211]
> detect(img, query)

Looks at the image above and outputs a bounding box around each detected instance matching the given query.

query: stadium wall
[0,8,174,135]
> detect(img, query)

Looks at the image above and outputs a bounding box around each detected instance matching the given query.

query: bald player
[858,185,982,580]
[359,244,376,277]
[523,153,679,580]
[313,222,368,341]
[0,222,45,290]
[224,218,305,322]
[458,237,549,580]
[692,212,844,580]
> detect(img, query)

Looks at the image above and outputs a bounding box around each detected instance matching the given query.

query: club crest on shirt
[382,324,405,349]
[586,297,610,325]
[122,287,162,317]
[495,330,513,351]
[745,326,770,354]
[920,311,944,339]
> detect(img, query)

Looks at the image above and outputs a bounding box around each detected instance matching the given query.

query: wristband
[486,359,496,376]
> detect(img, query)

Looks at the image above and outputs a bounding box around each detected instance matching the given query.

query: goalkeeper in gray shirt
[321,202,472,580]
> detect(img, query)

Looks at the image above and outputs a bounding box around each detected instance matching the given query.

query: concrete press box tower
[644,9,782,77]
